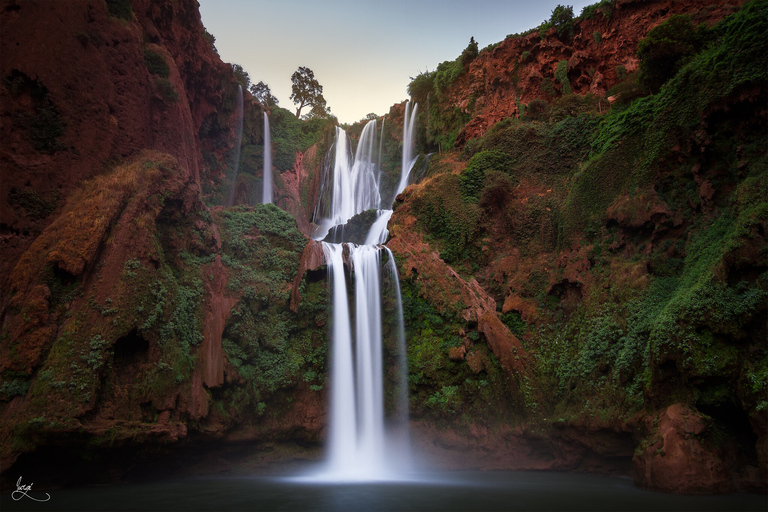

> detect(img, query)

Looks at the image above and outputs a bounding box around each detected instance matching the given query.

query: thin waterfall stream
[263,111,272,204]
[311,102,419,480]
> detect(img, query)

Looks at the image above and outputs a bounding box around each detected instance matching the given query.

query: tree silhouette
[250,81,278,106]
[290,67,325,118]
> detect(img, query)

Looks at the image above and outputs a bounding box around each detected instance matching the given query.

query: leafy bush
[154,78,179,103]
[434,60,463,92]
[269,106,330,171]
[144,49,170,78]
[412,174,481,263]
[637,14,710,93]
[548,94,600,122]
[1,379,31,400]
[580,0,613,20]
[460,37,479,67]
[479,171,514,212]
[408,70,435,104]
[459,151,514,201]
[550,5,575,41]
[555,60,571,94]
[526,98,549,120]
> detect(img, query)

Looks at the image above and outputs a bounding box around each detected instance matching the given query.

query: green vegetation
[105,0,133,21]
[144,49,170,78]
[459,151,514,201]
[154,78,179,103]
[579,0,613,21]
[550,5,575,41]
[290,66,328,119]
[555,60,571,95]
[217,204,327,414]
[400,280,514,422]
[269,105,332,171]
[405,1,767,436]
[460,37,479,67]
[637,14,711,93]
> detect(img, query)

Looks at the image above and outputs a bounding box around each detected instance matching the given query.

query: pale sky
[198,1,596,124]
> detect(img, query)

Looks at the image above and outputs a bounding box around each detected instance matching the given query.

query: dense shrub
[460,37,479,67]
[550,5,575,41]
[412,174,481,263]
[555,60,571,94]
[407,70,435,105]
[459,150,514,201]
[526,98,549,120]
[434,59,463,92]
[478,170,514,212]
[144,49,170,78]
[637,14,710,93]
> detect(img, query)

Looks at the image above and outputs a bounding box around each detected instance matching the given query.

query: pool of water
[3,469,765,511]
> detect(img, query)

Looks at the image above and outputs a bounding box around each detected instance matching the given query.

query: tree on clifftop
[550,5,574,41]
[250,81,278,106]
[290,67,325,118]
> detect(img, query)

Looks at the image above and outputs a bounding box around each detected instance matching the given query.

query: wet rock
[633,403,733,494]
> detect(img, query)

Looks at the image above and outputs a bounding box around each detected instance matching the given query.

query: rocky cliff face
[437,0,743,146]
[387,0,766,494]
[0,0,327,483]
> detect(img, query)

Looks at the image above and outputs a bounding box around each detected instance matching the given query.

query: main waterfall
[314,103,418,480]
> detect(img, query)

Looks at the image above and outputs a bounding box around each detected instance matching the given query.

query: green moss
[555,60,571,95]
[144,49,170,78]
[154,78,179,103]
[459,150,514,201]
[269,106,330,171]
[434,59,464,92]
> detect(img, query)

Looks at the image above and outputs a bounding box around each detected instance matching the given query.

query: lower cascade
[312,104,418,480]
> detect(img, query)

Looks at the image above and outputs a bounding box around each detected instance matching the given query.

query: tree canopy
[550,5,575,41]
[231,63,250,90]
[290,66,326,118]
[250,81,278,106]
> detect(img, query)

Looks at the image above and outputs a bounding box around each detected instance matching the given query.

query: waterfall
[225,84,244,207]
[314,104,417,481]
[313,120,381,241]
[262,112,272,204]
[377,117,385,196]
[396,101,418,198]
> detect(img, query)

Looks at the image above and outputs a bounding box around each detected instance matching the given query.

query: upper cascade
[313,101,419,243]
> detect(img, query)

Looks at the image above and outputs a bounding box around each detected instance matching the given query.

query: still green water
[2,470,765,512]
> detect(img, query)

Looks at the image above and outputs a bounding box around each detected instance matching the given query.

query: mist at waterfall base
[5,471,764,512]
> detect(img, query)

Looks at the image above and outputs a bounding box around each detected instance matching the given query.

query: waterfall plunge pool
[3,469,764,511]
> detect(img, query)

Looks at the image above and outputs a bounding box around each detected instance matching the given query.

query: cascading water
[225,84,243,207]
[396,101,418,199]
[262,112,272,204]
[314,102,417,481]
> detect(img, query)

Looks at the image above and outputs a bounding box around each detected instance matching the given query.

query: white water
[396,101,418,198]
[225,85,244,207]
[263,112,272,204]
[313,103,417,481]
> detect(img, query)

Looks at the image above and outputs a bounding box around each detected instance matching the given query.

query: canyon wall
[1,0,766,495]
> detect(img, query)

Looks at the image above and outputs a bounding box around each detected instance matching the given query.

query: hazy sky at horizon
[198,0,596,123]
